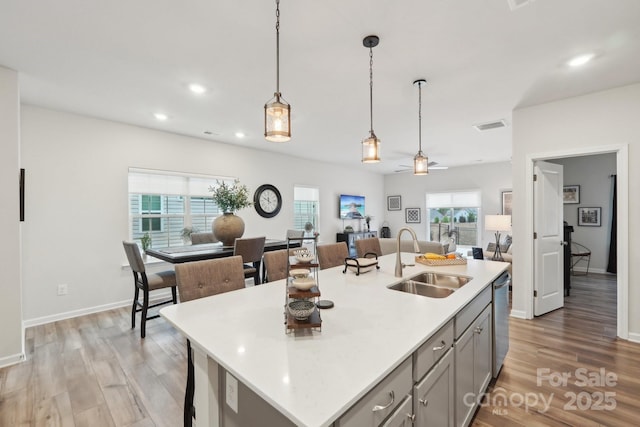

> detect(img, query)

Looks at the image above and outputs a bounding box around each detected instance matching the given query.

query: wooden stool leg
[141,289,149,338]
[131,285,139,329]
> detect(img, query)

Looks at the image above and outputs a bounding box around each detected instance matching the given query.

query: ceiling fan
[393,161,448,173]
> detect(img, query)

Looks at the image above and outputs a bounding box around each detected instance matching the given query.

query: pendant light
[362,35,380,163]
[413,79,428,175]
[264,0,291,142]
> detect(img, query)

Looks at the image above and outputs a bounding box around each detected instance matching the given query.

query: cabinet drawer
[380,394,413,427]
[414,319,453,381]
[337,357,412,427]
[455,286,491,339]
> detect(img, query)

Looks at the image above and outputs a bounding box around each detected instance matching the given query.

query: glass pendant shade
[264,93,291,142]
[414,151,428,175]
[362,133,381,163]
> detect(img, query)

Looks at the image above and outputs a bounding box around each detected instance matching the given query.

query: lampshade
[362,133,381,163]
[485,215,512,231]
[265,94,291,142]
[414,151,428,175]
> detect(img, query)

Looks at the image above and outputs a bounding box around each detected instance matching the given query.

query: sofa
[379,238,446,256]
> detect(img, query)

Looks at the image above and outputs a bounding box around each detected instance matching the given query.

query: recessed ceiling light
[235,132,245,138]
[154,113,168,121]
[189,83,207,94]
[568,53,595,67]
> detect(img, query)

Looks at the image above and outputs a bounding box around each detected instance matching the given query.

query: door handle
[432,340,447,351]
[372,391,395,412]
[561,241,568,246]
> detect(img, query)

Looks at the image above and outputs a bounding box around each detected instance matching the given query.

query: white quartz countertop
[160,253,508,427]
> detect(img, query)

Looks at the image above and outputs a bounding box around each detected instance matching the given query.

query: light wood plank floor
[1,273,638,426]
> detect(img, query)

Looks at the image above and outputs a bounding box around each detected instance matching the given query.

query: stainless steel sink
[408,272,471,289]
[387,280,455,298]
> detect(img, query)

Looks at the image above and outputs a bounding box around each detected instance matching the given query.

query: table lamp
[485,215,511,261]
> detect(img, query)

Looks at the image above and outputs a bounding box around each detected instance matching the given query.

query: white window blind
[128,168,234,196]
[426,191,481,208]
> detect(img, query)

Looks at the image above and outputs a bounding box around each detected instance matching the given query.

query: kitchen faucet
[395,227,421,277]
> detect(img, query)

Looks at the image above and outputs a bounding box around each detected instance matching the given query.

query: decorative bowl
[294,251,315,263]
[291,277,316,291]
[288,300,315,320]
[289,268,310,279]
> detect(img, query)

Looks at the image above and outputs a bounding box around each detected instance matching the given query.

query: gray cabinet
[414,348,454,427]
[380,395,414,427]
[454,304,492,427]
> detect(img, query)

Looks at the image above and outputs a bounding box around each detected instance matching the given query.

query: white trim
[0,352,26,369]
[23,290,173,328]
[628,332,640,344]
[509,309,527,319]
[525,143,629,339]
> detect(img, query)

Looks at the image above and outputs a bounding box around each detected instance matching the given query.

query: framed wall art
[501,190,512,216]
[387,195,401,211]
[563,185,580,204]
[578,207,601,226]
[405,207,421,223]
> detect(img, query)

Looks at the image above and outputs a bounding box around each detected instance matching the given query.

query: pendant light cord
[418,81,422,153]
[275,0,281,94]
[369,46,374,135]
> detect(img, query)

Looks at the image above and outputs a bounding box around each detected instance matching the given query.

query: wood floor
[1,273,638,426]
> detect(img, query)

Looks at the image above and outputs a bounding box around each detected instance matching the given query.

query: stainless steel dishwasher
[492,271,511,378]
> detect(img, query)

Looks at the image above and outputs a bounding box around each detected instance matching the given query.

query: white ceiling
[2,0,639,174]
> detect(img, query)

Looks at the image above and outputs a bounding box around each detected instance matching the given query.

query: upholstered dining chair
[317,242,350,270]
[355,237,382,258]
[174,255,246,427]
[190,232,219,244]
[263,249,289,283]
[234,236,266,285]
[122,241,177,338]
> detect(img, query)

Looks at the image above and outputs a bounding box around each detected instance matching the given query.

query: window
[426,191,481,247]
[293,186,319,235]
[128,168,233,248]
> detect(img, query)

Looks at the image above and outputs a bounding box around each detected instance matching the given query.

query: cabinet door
[380,395,414,427]
[414,348,454,427]
[454,326,475,427]
[473,306,492,398]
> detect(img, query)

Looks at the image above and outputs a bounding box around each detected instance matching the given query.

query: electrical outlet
[225,372,238,413]
[57,284,68,296]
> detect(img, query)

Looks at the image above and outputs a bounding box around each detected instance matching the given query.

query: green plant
[140,232,152,251]
[209,180,252,213]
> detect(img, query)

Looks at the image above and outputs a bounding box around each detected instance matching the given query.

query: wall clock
[254,184,282,218]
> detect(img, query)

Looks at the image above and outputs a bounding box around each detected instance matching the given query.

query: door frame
[522,144,628,338]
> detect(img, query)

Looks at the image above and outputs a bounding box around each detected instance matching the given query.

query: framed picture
[387,195,401,211]
[563,185,580,204]
[405,207,421,223]
[501,190,512,216]
[578,207,601,226]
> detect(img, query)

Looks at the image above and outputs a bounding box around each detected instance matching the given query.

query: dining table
[145,239,299,284]
[145,239,296,264]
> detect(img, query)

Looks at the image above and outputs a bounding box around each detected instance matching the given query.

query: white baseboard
[509,309,528,319]
[0,352,26,369]
[628,332,640,343]
[23,290,173,328]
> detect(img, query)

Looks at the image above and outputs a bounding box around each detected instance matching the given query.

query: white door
[533,160,564,316]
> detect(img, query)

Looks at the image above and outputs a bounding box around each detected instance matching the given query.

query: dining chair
[317,242,350,270]
[355,237,382,258]
[234,236,266,285]
[122,241,177,338]
[174,255,245,427]
[263,249,289,283]
[190,232,219,244]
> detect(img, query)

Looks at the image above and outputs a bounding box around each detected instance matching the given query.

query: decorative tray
[415,256,467,266]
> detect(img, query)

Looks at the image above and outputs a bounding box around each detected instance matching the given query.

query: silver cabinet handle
[407,413,416,422]
[474,326,484,334]
[372,391,395,412]
[432,340,447,351]
[419,398,429,407]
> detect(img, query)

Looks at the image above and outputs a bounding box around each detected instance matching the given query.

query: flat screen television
[339,194,365,219]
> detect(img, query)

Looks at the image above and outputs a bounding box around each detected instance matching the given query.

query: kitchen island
[160,252,508,427]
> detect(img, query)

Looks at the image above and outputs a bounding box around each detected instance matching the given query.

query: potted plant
[209,180,253,246]
[140,232,151,259]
